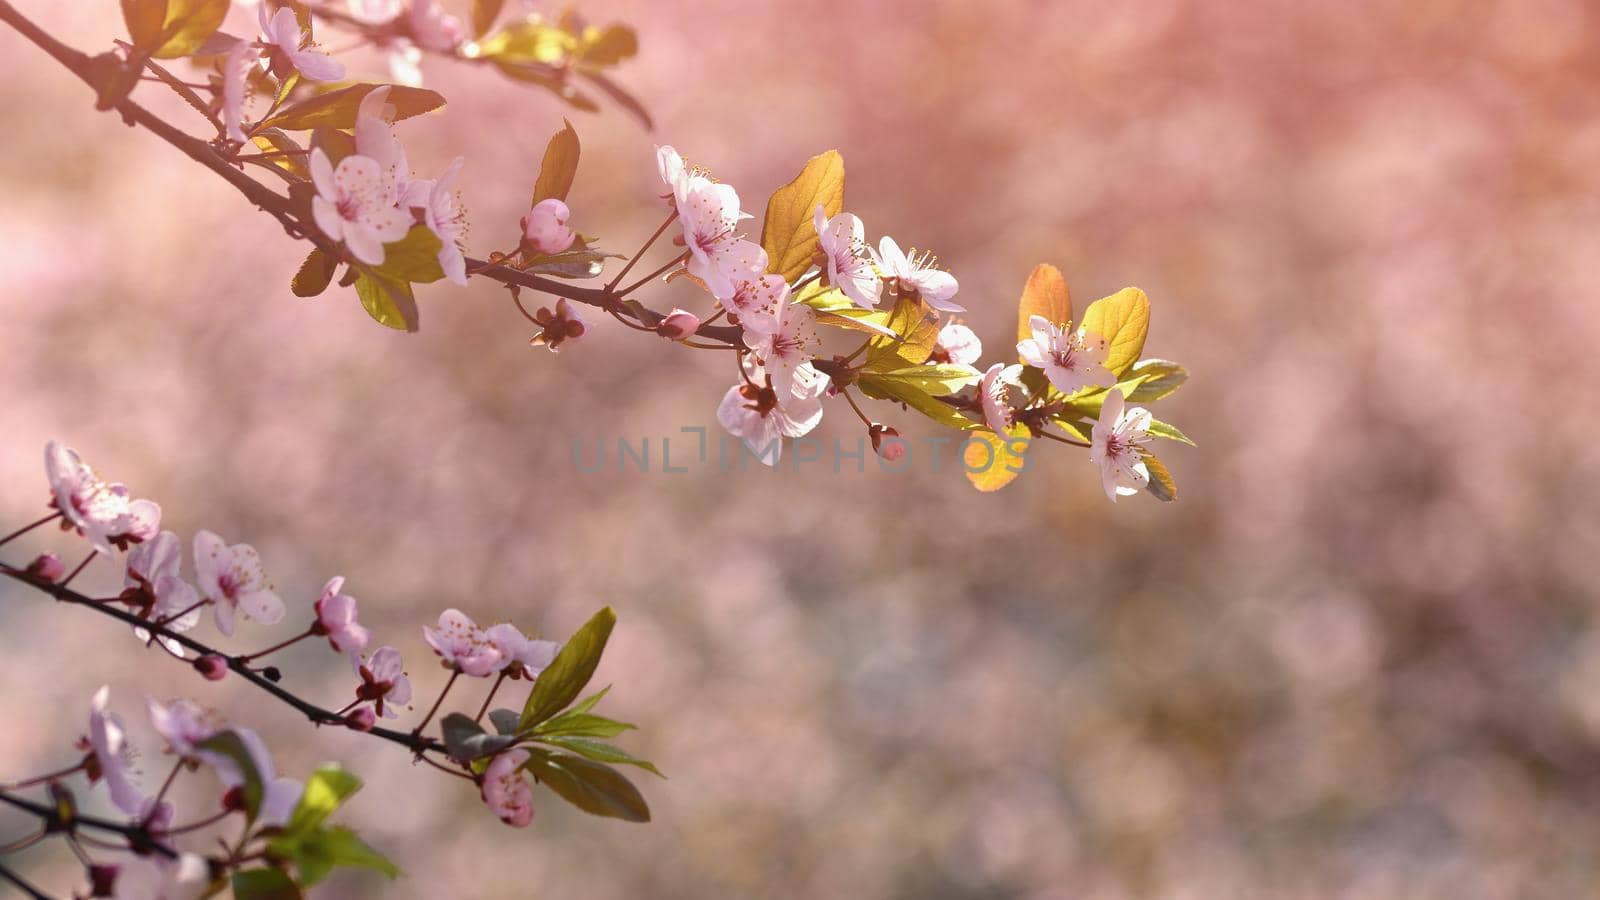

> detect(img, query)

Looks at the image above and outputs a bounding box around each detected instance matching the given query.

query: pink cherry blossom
[354,86,412,200]
[678,177,747,298]
[871,424,908,463]
[45,441,160,555]
[423,608,507,676]
[742,298,819,401]
[353,646,412,718]
[931,321,982,367]
[480,748,534,827]
[346,0,403,25]
[125,530,200,656]
[522,198,575,255]
[220,41,257,143]
[309,148,413,267]
[872,235,962,312]
[110,853,209,900]
[24,552,64,582]
[1016,314,1114,396]
[193,530,284,637]
[979,363,1022,435]
[385,39,424,86]
[655,144,692,199]
[198,727,302,828]
[708,240,782,334]
[814,205,881,309]
[716,357,829,467]
[404,156,469,285]
[529,298,587,352]
[88,686,144,816]
[1089,389,1153,502]
[409,0,465,51]
[484,623,558,679]
[146,698,220,760]
[257,5,345,82]
[314,576,371,663]
[656,308,701,341]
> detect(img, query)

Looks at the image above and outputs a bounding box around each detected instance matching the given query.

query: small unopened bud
[194,654,228,681]
[656,308,701,341]
[221,785,245,812]
[24,551,65,582]
[260,666,282,683]
[345,706,377,732]
[89,863,118,897]
[870,424,907,463]
[521,198,576,255]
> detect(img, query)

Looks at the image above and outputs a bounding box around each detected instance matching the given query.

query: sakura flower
[125,531,200,656]
[45,441,160,554]
[655,144,692,199]
[347,0,403,24]
[521,197,575,255]
[480,748,534,827]
[978,363,1023,435]
[656,309,701,341]
[354,86,411,199]
[87,686,144,816]
[423,608,507,676]
[309,147,412,266]
[220,40,257,143]
[257,4,345,82]
[814,205,881,309]
[404,156,469,285]
[528,298,587,352]
[193,530,284,637]
[1089,389,1153,502]
[146,698,220,761]
[716,357,830,466]
[711,240,782,334]
[385,39,424,86]
[110,853,209,900]
[931,321,982,367]
[742,298,819,401]
[353,646,412,718]
[678,176,747,298]
[313,576,370,663]
[485,623,558,680]
[1016,315,1114,396]
[198,727,302,828]
[872,236,962,312]
[409,0,465,51]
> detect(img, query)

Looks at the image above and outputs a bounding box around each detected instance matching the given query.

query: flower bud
[345,706,377,732]
[870,424,907,463]
[194,654,228,681]
[521,198,575,255]
[89,863,117,897]
[221,785,245,812]
[656,308,701,341]
[24,551,65,582]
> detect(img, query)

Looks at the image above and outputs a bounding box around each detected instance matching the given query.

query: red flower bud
[345,706,377,732]
[870,424,907,463]
[24,551,65,582]
[194,654,228,681]
[656,308,701,341]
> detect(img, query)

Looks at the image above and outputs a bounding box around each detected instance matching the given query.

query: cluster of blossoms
[342,0,466,86]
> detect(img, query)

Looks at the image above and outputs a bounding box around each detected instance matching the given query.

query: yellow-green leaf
[374,225,445,284]
[1147,417,1194,446]
[797,285,896,337]
[857,376,978,431]
[1016,263,1072,344]
[120,0,167,50]
[964,425,1030,492]
[1126,358,1188,402]
[531,120,580,205]
[760,150,844,283]
[862,364,979,396]
[262,84,446,131]
[477,20,576,65]
[292,248,338,297]
[1080,287,1150,378]
[354,270,418,332]
[1142,449,1178,502]
[148,0,229,59]
[865,294,939,370]
[251,128,309,178]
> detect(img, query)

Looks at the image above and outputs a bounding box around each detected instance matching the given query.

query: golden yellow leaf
[150,0,230,59]
[1080,287,1150,378]
[964,425,1030,492]
[1142,449,1178,502]
[760,151,844,283]
[1016,263,1072,344]
[532,120,581,205]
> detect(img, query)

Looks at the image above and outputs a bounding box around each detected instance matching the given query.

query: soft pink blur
[4,1,1600,897]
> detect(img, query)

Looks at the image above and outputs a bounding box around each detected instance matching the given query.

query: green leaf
[270,826,399,888]
[1125,358,1188,402]
[531,120,580,205]
[1080,287,1150,378]
[488,708,523,735]
[859,364,978,397]
[865,294,939,369]
[856,376,980,431]
[196,731,263,823]
[232,868,302,900]
[374,225,445,284]
[148,0,229,59]
[471,0,505,38]
[520,607,616,730]
[1141,449,1178,502]
[533,737,663,777]
[478,20,576,65]
[1147,417,1194,446]
[797,285,896,337]
[262,84,446,131]
[441,712,519,761]
[1016,262,1072,345]
[291,248,338,297]
[964,424,1030,493]
[529,711,636,739]
[353,269,419,332]
[523,750,650,822]
[760,150,844,283]
[280,766,361,839]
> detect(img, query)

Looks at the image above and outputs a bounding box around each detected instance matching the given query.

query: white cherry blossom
[193,530,284,637]
[813,206,881,309]
[257,5,345,82]
[1016,314,1113,396]
[309,148,413,267]
[1089,389,1153,502]
[872,235,962,312]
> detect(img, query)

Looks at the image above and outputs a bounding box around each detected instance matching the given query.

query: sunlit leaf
[856,377,979,431]
[1125,358,1188,402]
[522,750,650,822]
[531,119,580,205]
[964,424,1030,492]
[865,294,939,369]
[150,0,230,58]
[576,25,637,67]
[262,84,446,131]
[522,247,621,280]
[251,128,309,179]
[760,150,844,283]
[529,711,636,739]
[1147,417,1194,446]
[283,825,399,887]
[1016,262,1072,345]
[520,607,616,730]
[374,225,445,285]
[533,737,663,777]
[1142,449,1178,502]
[121,0,167,49]
[860,364,979,396]
[279,766,360,839]
[232,869,301,900]
[353,269,418,332]
[1079,287,1149,378]
[291,248,337,297]
[478,20,576,65]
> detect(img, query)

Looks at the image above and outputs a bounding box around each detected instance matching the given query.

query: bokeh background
[4,0,1600,897]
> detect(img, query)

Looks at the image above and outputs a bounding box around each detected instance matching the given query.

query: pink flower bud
[656,308,701,341]
[345,706,377,732]
[25,551,65,582]
[870,424,907,463]
[521,198,575,255]
[194,654,228,681]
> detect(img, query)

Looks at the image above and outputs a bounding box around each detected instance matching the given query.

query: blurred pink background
[5,0,1600,897]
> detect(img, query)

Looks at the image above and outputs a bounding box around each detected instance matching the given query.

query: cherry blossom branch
[0,791,175,858]
[0,564,447,757]
[0,860,50,900]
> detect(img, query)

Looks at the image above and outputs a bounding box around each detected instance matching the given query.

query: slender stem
[0,861,50,900]
[0,829,44,855]
[58,551,95,589]
[474,673,507,723]
[840,338,873,365]
[236,628,314,663]
[0,512,61,549]
[161,806,234,837]
[149,597,209,635]
[0,791,175,857]
[139,55,221,131]
[1036,430,1091,448]
[617,252,690,298]
[606,211,678,292]
[1,762,86,793]
[412,670,459,738]
[841,389,874,427]
[142,760,184,825]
